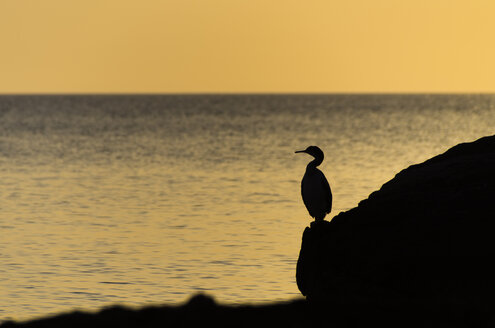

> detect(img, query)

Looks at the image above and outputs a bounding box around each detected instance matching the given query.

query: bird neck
[307,157,323,168]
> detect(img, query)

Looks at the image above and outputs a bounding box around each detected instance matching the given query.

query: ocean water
[1,94,495,321]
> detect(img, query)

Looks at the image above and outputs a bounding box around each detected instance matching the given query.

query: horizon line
[1,91,495,96]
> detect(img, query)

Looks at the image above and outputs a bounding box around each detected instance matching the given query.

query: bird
[295,146,332,221]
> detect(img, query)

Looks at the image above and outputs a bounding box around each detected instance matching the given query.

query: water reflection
[1,94,495,321]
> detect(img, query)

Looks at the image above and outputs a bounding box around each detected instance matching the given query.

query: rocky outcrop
[297,135,495,306]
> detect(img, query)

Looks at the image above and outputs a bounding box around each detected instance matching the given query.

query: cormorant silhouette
[295,146,332,221]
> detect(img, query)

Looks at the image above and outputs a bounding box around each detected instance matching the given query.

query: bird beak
[295,150,305,154]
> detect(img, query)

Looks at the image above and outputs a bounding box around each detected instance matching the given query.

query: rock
[5,293,491,328]
[296,135,495,306]
[0,295,312,328]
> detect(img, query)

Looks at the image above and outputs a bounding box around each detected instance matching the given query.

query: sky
[1,0,494,93]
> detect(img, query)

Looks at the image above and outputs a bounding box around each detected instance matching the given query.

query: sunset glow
[1,0,494,93]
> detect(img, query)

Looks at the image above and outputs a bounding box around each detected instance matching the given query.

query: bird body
[296,146,332,221]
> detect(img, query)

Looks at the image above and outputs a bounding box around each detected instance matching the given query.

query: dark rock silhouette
[0,295,312,328]
[297,134,495,308]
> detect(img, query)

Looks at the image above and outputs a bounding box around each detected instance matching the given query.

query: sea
[1,94,495,321]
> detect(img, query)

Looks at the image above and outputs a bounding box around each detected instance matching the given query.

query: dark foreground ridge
[5,135,495,327]
[2,294,491,328]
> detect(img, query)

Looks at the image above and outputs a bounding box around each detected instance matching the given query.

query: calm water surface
[1,94,495,321]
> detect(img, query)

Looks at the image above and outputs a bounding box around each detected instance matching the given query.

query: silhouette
[2,293,489,328]
[297,134,495,311]
[7,137,495,327]
[295,146,332,221]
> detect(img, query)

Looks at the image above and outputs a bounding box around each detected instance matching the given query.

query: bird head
[295,146,324,160]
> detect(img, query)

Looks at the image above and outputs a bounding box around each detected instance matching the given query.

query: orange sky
[1,0,494,93]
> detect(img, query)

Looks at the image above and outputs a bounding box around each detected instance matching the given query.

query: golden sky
[1,0,494,93]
